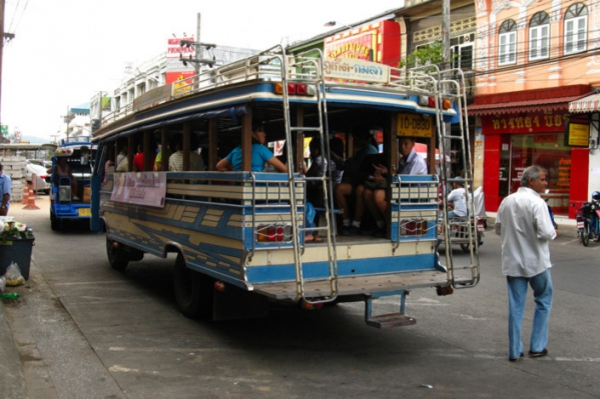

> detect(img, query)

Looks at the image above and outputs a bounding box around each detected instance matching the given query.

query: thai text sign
[323,57,389,83]
[396,113,434,138]
[111,172,166,208]
[565,122,589,147]
[482,111,568,134]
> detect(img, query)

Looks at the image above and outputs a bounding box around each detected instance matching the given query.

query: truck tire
[173,253,213,319]
[106,237,129,271]
[50,210,60,231]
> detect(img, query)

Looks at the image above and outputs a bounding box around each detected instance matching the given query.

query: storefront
[470,85,592,218]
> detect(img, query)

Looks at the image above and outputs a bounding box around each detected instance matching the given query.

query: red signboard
[481,111,568,134]
[324,20,401,67]
[166,71,196,85]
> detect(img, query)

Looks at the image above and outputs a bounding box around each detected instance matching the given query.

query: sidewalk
[1,195,49,399]
[0,297,28,398]
[486,212,578,238]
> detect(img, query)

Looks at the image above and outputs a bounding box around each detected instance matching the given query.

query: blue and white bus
[90,46,480,328]
[49,135,95,230]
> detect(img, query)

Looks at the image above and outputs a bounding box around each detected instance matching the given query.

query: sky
[1,0,405,142]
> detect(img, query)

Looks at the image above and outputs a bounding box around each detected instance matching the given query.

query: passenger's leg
[335,183,352,227]
[72,180,79,200]
[351,184,365,229]
[363,188,377,219]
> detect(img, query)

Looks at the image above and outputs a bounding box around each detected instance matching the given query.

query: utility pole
[179,13,217,71]
[195,13,201,76]
[63,106,75,138]
[442,0,452,172]
[0,0,16,129]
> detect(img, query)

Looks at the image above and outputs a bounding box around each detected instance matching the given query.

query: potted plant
[0,220,35,280]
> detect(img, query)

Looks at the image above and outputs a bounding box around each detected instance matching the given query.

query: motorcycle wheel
[582,225,590,246]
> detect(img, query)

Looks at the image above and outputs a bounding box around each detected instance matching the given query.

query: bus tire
[173,253,213,319]
[460,243,475,253]
[50,211,61,231]
[106,238,129,271]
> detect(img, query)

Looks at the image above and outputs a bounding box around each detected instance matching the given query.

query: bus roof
[92,49,460,143]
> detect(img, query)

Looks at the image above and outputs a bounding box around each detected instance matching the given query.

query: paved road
[2,196,600,398]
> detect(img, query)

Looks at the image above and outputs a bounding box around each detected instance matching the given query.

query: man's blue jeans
[506,269,553,359]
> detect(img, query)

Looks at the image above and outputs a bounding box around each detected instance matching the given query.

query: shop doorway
[498,133,571,215]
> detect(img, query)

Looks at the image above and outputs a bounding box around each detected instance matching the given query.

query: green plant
[0,222,34,242]
[399,41,453,71]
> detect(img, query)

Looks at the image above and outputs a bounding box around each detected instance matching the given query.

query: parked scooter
[576,191,600,246]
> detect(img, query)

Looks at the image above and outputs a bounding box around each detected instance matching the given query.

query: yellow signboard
[565,122,589,147]
[396,114,434,138]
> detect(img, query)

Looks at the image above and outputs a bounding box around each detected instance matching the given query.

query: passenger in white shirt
[447,180,467,218]
[495,165,558,362]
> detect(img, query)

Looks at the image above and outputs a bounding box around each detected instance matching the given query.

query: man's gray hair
[520,165,546,187]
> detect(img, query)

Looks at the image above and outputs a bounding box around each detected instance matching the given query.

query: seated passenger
[133,143,155,172]
[335,130,378,236]
[329,137,344,187]
[116,157,128,173]
[362,137,427,237]
[215,124,287,173]
[447,179,467,218]
[169,136,205,172]
[52,157,79,200]
[397,136,427,175]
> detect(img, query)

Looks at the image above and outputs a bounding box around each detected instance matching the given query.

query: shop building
[471,0,600,218]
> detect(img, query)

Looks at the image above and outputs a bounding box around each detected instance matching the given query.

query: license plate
[477,225,484,232]
[577,222,584,229]
[78,207,91,217]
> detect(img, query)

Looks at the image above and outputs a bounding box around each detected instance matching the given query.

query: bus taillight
[274,82,314,96]
[400,220,428,236]
[257,225,290,243]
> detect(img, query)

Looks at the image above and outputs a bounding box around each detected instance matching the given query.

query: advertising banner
[324,20,401,67]
[167,36,195,59]
[111,172,166,208]
[323,57,389,83]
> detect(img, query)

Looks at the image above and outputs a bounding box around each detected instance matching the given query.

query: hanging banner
[111,172,166,208]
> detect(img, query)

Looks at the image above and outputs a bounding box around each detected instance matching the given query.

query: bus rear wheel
[106,238,129,271]
[50,211,60,231]
[173,253,213,319]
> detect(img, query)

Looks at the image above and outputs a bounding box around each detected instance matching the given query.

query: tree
[399,41,445,70]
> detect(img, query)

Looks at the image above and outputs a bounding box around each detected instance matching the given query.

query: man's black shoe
[509,353,524,362]
[528,348,548,358]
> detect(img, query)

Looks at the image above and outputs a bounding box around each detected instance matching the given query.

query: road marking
[430,351,600,363]
[54,280,129,286]
[560,239,580,246]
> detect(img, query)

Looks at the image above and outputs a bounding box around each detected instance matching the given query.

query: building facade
[471,0,600,217]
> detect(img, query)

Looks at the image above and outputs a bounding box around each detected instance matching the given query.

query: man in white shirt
[447,179,467,218]
[397,136,427,175]
[495,165,558,362]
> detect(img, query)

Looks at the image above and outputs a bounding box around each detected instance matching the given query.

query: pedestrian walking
[0,163,11,215]
[495,165,558,362]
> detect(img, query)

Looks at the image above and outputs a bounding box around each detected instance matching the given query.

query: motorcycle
[576,191,600,246]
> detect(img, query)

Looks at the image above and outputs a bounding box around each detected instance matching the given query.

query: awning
[569,93,600,114]
[469,95,587,116]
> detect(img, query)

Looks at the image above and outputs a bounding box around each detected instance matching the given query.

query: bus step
[366,313,417,329]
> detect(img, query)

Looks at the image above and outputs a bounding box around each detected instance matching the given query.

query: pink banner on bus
[111,172,166,208]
